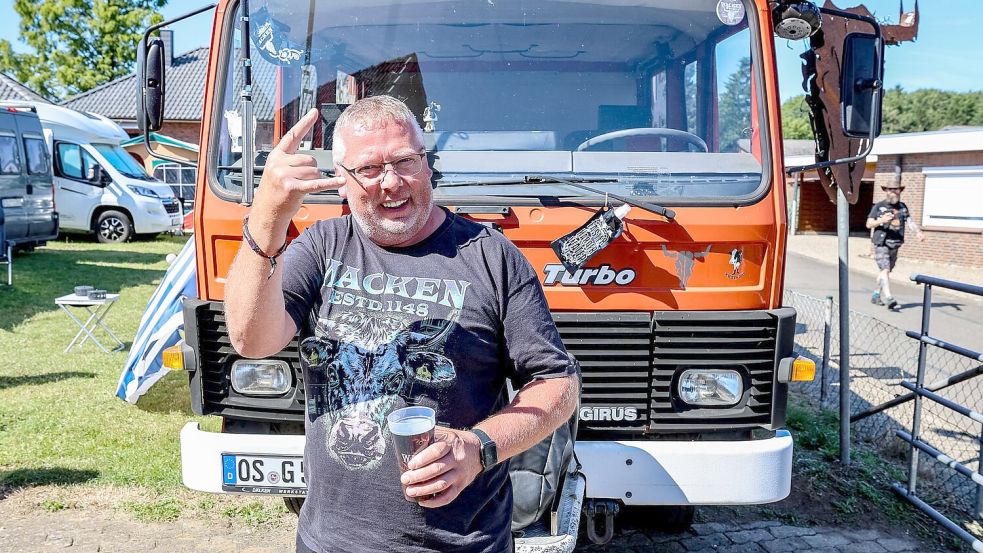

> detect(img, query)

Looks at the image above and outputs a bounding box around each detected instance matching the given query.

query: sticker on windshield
[250,6,305,66]
[716,0,746,26]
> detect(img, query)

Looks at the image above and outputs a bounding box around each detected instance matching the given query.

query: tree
[780,95,812,140]
[718,56,752,152]
[0,0,165,100]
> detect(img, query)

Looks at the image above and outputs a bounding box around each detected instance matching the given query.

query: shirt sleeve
[279,224,326,334]
[867,204,880,219]
[498,239,580,387]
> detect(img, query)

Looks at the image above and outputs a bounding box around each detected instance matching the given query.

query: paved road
[0,507,925,553]
[785,252,983,350]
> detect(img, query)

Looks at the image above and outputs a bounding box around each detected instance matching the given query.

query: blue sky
[0,0,979,102]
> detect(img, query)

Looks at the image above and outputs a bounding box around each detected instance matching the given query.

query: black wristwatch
[470,428,498,472]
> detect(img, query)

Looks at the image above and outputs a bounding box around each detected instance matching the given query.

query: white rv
[26,103,181,243]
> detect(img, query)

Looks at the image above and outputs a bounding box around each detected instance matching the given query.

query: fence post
[820,295,833,406]
[976,426,983,519]
[907,283,933,495]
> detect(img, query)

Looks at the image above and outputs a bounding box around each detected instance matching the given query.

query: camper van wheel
[284,497,305,516]
[95,210,134,243]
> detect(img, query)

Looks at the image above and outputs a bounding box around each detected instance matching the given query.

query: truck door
[53,141,104,231]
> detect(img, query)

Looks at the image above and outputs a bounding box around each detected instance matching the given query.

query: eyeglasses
[338,152,427,187]
[881,186,904,192]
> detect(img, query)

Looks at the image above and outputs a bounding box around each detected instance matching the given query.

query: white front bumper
[182,421,792,506]
[575,431,793,505]
[180,422,304,493]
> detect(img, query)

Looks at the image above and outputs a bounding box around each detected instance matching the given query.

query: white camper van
[26,103,181,243]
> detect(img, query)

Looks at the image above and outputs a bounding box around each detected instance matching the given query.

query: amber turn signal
[791,357,816,382]
[162,343,185,371]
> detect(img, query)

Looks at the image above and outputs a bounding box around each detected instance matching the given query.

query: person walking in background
[866,183,924,310]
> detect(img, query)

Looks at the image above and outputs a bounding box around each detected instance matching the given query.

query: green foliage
[124,496,183,522]
[718,56,752,152]
[781,96,814,140]
[0,0,165,100]
[222,501,288,526]
[782,87,983,140]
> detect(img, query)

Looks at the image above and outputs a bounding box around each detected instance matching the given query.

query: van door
[0,112,27,243]
[53,141,104,232]
[18,115,57,242]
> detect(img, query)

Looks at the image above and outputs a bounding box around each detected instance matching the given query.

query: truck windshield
[93,143,154,181]
[212,0,765,201]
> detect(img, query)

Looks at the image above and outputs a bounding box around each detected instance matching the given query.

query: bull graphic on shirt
[299,310,459,470]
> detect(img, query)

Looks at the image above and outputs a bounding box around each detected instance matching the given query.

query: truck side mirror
[143,37,166,132]
[840,33,883,138]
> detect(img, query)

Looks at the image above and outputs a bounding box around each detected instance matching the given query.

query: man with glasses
[866,183,924,310]
[224,95,580,553]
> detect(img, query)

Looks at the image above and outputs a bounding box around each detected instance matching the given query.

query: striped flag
[116,238,197,403]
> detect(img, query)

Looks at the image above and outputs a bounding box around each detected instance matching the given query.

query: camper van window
[56,142,98,182]
[24,138,48,175]
[93,144,152,180]
[0,136,21,175]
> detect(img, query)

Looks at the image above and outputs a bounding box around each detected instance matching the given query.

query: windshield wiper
[435,175,675,220]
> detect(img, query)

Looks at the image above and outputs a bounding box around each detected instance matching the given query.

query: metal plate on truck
[221,453,307,495]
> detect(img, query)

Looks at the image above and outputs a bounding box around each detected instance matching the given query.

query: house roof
[870,127,983,156]
[0,71,50,103]
[60,48,210,122]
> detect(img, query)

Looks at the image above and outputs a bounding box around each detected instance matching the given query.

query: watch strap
[470,428,497,471]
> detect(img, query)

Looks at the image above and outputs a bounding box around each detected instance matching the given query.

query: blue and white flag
[116,238,196,403]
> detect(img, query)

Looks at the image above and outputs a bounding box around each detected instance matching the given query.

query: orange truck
[140,0,882,547]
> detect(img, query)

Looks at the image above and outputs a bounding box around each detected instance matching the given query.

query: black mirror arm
[140,4,215,169]
[785,7,883,176]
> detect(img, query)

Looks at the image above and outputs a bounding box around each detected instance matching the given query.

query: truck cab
[145,0,883,547]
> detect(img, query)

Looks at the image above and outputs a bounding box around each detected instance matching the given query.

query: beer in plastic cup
[387,406,436,473]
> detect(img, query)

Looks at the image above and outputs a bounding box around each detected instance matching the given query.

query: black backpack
[509,405,579,531]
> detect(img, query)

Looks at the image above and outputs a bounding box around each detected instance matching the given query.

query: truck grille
[162,198,180,214]
[554,311,785,437]
[192,303,306,420]
[189,302,788,431]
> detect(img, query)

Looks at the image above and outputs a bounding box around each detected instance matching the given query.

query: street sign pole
[838,186,851,465]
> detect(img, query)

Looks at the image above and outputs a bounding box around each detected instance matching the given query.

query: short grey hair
[331,95,423,164]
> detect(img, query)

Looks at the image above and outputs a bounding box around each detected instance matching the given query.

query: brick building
[788,128,983,268]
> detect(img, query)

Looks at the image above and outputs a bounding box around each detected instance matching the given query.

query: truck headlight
[677,369,743,406]
[230,360,291,396]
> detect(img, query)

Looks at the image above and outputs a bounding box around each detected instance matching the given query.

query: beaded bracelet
[242,215,289,279]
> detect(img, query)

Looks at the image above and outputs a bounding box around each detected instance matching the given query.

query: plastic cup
[387,406,436,473]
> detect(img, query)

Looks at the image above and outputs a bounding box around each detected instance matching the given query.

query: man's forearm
[225,231,296,358]
[474,374,579,463]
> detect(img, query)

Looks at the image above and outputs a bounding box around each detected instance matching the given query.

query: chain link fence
[784,289,983,516]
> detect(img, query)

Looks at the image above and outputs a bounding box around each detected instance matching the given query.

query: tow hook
[584,499,620,545]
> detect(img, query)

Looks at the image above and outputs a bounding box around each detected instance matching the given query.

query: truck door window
[24,137,49,175]
[0,135,21,175]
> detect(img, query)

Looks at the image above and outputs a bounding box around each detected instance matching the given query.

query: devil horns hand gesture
[254,108,346,220]
[245,108,347,252]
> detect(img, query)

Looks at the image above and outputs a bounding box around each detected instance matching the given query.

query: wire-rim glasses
[338,152,427,187]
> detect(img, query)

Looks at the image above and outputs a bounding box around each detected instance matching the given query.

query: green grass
[124,497,184,522]
[222,500,288,526]
[0,235,221,490]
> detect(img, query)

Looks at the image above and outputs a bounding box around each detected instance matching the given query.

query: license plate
[171,217,182,225]
[221,454,307,495]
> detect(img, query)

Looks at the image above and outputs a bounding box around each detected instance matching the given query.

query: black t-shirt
[279,209,578,553]
[868,200,910,248]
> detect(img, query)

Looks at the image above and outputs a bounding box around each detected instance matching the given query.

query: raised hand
[255,108,346,218]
